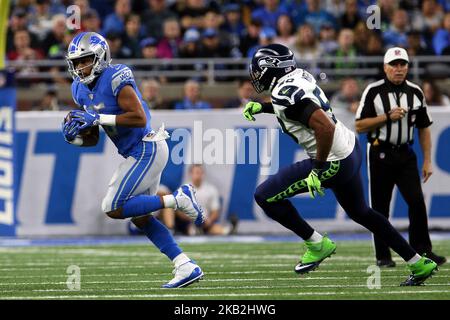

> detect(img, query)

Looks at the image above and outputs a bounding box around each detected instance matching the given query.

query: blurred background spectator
[105,31,131,58]
[339,0,362,30]
[221,3,245,51]
[299,0,337,34]
[330,77,361,113]
[383,9,410,48]
[102,0,131,36]
[247,26,277,58]
[142,0,176,39]
[433,12,450,54]
[157,18,182,59]
[81,9,101,33]
[174,79,212,110]
[140,78,165,109]
[252,0,288,30]
[34,86,60,111]
[330,28,360,71]
[121,14,143,58]
[292,24,323,63]
[274,13,296,49]
[423,79,450,106]
[7,0,450,111]
[239,19,262,58]
[173,164,238,236]
[224,79,257,109]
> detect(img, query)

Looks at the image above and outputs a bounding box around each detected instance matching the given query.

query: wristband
[69,136,84,146]
[99,114,116,126]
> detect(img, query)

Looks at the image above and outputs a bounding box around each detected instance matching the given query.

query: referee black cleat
[376,259,396,268]
[400,257,438,286]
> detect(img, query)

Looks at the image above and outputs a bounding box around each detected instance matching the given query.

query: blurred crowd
[8,0,450,110]
[9,0,450,62]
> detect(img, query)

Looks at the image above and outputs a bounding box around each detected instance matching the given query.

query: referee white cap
[384,47,409,64]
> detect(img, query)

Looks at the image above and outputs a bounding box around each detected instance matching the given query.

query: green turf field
[0,240,449,300]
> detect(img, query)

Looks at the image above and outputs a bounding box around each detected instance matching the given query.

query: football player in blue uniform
[243,44,438,286]
[62,32,204,288]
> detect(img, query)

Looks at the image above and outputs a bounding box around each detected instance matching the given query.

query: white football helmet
[66,32,111,84]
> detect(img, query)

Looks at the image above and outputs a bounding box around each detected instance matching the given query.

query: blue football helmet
[66,32,111,84]
[249,44,296,93]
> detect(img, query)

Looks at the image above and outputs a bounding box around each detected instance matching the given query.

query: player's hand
[305,169,325,199]
[243,101,262,121]
[70,110,100,130]
[422,160,433,183]
[388,107,407,122]
[61,119,81,142]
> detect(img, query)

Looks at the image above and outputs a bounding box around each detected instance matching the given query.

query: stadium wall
[9,109,450,236]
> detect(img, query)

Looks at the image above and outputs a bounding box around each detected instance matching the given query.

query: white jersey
[271,68,355,161]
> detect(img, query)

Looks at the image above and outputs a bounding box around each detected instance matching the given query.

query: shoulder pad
[110,65,135,96]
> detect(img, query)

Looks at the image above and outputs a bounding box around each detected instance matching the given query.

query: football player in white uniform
[243,44,437,286]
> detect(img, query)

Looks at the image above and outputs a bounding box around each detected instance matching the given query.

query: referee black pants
[368,143,432,260]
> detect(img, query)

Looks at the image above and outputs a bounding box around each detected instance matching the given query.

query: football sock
[122,195,164,218]
[307,231,323,243]
[173,253,191,268]
[407,254,422,265]
[142,216,182,260]
[162,194,176,209]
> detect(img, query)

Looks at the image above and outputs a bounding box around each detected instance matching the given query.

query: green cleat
[294,235,336,274]
[400,256,438,286]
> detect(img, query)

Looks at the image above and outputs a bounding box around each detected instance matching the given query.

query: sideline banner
[0,70,16,236]
[11,109,450,236]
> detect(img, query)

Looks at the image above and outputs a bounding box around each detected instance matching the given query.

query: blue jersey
[71,64,152,157]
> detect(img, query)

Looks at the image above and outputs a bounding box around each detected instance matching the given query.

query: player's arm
[355,109,407,133]
[418,127,432,183]
[281,97,335,164]
[355,114,388,133]
[308,108,335,164]
[284,98,334,198]
[70,85,147,129]
[115,85,147,127]
[416,97,433,183]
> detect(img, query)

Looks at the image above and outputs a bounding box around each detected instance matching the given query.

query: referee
[355,47,446,267]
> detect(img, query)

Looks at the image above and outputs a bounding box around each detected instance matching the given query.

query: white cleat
[173,184,205,226]
[162,261,204,288]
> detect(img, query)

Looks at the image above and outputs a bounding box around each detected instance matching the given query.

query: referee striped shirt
[355,78,433,145]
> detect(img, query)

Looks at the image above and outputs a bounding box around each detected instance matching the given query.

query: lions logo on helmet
[66,32,112,85]
[249,44,297,93]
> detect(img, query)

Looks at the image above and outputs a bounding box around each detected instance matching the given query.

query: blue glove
[62,119,81,142]
[70,110,100,130]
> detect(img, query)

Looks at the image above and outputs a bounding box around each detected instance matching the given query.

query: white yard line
[1,283,450,295]
[0,268,447,280]
[0,275,449,287]
[2,290,450,300]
